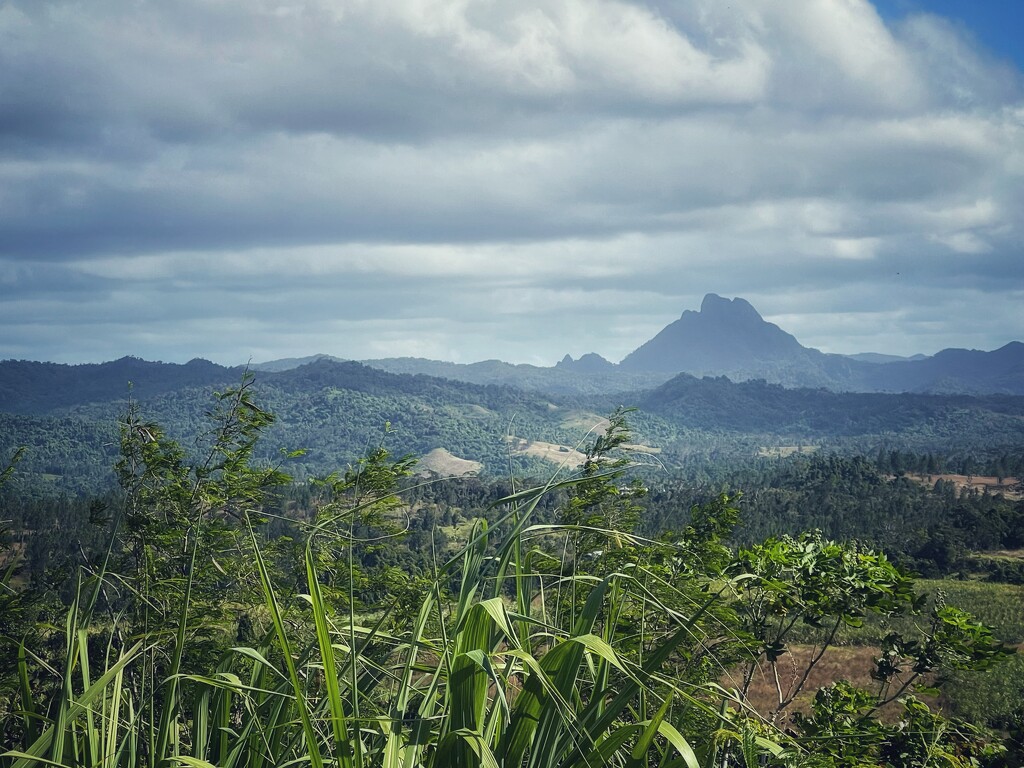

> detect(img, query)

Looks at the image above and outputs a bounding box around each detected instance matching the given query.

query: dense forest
[1,371,1023,767]
[3,357,1024,495]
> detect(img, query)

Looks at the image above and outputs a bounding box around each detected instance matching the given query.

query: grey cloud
[0,0,1022,365]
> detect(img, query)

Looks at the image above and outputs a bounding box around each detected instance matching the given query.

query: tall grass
[4,396,1011,768]
[1,468,776,768]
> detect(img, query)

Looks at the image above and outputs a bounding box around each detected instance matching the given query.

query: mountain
[868,342,1024,394]
[618,294,1024,395]
[141,295,1024,398]
[617,294,872,389]
[555,353,617,373]
[620,294,807,373]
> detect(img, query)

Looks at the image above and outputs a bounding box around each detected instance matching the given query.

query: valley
[2,297,1023,766]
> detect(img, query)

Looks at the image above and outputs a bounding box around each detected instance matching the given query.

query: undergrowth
[0,381,1017,767]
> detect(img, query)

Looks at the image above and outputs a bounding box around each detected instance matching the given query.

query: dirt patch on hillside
[416,448,483,477]
[623,443,661,454]
[504,436,587,468]
[988,548,1024,560]
[905,473,1022,500]
[451,404,494,419]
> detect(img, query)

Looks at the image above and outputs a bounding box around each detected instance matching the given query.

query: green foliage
[641,453,1024,582]
[728,532,921,721]
[0,393,1018,768]
[560,407,647,555]
[113,375,292,661]
[790,682,1005,768]
[944,653,1024,761]
[0,448,41,689]
[915,580,1024,644]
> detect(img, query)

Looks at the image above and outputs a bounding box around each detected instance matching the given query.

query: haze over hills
[249,293,1024,396]
[3,296,1024,489]
[4,294,1021,402]
[4,353,1024,493]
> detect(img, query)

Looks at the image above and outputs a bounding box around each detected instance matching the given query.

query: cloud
[0,0,1021,365]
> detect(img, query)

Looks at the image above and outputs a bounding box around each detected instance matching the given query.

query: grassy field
[733,644,947,724]
[915,579,1024,644]
[786,578,1024,648]
[735,577,1023,738]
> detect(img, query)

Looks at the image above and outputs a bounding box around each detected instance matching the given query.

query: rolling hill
[3,355,1024,494]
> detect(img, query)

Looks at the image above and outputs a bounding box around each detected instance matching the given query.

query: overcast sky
[1,0,1021,366]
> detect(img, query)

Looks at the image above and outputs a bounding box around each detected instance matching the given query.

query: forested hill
[3,356,1024,495]
[0,358,586,489]
[641,372,1024,436]
[0,356,240,413]
[868,341,1024,394]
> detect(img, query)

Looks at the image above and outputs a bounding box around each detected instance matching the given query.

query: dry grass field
[558,411,610,431]
[731,644,932,724]
[504,435,588,467]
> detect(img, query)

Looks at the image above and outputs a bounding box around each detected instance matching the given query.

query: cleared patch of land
[757,445,818,458]
[415,448,483,477]
[622,443,661,454]
[979,548,1024,561]
[905,472,1022,500]
[559,411,610,433]
[504,436,587,468]
[450,404,494,419]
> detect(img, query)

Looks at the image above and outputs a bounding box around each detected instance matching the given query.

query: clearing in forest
[504,436,587,467]
[415,448,483,477]
[757,445,819,458]
[905,472,1022,500]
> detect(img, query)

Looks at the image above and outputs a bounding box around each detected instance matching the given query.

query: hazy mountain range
[253,293,1024,396]
[4,297,1024,489]
[3,295,1021,416]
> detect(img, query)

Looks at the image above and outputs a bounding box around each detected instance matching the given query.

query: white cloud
[0,0,1021,364]
[759,0,925,111]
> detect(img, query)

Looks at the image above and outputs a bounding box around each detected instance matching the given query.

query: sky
[1,0,1022,366]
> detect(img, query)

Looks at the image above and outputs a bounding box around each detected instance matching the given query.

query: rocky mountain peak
[620,294,805,374]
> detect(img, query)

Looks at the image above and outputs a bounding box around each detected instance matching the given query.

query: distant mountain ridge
[844,352,928,364]
[614,294,1024,395]
[8,295,1020,403]
[355,357,672,396]
[342,294,1024,396]
[870,342,1024,395]
[4,355,1024,492]
[0,356,239,413]
[249,353,346,372]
